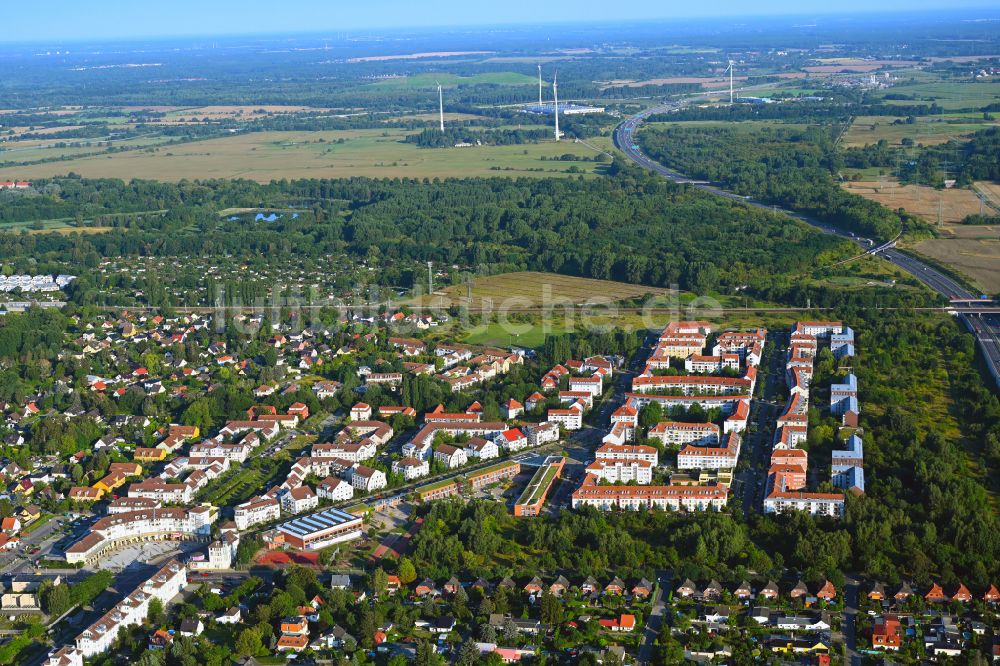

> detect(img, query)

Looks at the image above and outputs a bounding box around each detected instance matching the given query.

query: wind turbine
[553,70,561,141]
[437,82,445,133]
[724,60,735,104]
[537,64,543,106]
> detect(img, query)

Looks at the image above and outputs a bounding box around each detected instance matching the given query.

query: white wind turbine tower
[537,64,543,106]
[724,60,735,104]
[437,83,445,132]
[553,71,561,141]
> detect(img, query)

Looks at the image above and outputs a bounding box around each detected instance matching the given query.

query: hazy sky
[5,0,999,42]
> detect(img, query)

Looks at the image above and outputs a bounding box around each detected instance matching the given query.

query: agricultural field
[842,113,1000,147]
[841,180,985,224]
[367,72,538,90]
[869,79,1000,110]
[975,181,1000,210]
[912,235,1000,294]
[411,271,673,309]
[0,128,611,182]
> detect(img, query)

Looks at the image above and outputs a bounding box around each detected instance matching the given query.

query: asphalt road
[613,105,1000,390]
[636,570,671,665]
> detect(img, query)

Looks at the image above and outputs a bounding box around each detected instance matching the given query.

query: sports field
[0,128,612,182]
[842,113,1000,147]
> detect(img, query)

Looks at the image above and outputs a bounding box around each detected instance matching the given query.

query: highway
[614,105,1000,389]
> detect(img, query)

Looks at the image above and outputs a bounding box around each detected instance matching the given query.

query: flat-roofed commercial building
[277,507,363,550]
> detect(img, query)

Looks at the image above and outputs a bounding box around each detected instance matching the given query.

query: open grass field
[842,180,984,223]
[842,113,1000,147]
[870,80,1000,110]
[0,128,610,182]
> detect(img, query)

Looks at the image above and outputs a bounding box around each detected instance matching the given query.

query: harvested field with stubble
[842,181,983,224]
[912,236,1000,294]
[409,272,673,309]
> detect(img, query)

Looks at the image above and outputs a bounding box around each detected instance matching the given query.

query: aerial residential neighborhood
[0,3,999,664]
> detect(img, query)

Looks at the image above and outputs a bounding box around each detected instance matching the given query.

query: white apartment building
[595,443,659,466]
[585,459,654,485]
[351,465,387,492]
[763,491,845,518]
[649,421,720,447]
[234,497,281,530]
[392,457,430,481]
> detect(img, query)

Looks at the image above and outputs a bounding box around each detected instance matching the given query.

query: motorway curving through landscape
[613,105,1000,389]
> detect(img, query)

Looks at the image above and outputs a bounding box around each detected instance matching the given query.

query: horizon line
[2,7,1000,47]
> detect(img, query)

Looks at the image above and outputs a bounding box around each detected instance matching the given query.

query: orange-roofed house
[984,584,1000,603]
[280,617,309,636]
[816,580,837,601]
[503,399,524,419]
[951,583,972,602]
[925,583,947,603]
[872,615,901,651]
[598,614,636,632]
[276,634,309,652]
[134,447,166,462]
[288,402,309,419]
[0,517,19,534]
[386,575,401,593]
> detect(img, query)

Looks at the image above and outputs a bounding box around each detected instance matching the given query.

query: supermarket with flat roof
[277,507,364,550]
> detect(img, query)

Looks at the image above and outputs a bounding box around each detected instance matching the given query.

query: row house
[571,475,728,512]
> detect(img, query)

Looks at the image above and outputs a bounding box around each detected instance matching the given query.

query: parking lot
[95,540,204,572]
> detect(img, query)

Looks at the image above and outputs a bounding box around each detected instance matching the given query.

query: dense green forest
[0,170,850,299]
[638,123,906,240]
